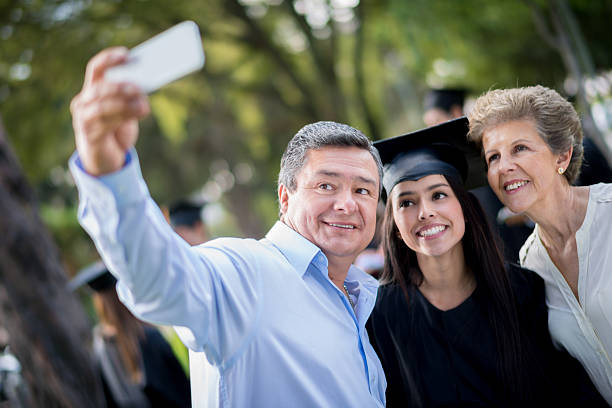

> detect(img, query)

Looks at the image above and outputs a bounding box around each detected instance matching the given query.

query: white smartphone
[105,20,205,93]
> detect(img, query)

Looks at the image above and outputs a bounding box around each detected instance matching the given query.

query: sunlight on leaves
[150,92,189,144]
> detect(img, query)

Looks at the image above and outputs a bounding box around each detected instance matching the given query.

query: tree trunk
[0,117,106,407]
[549,0,612,165]
[354,1,382,141]
[528,0,612,164]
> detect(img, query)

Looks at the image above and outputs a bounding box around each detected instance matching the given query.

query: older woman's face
[482,119,564,214]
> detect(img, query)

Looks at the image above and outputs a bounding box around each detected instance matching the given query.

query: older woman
[468,85,612,403]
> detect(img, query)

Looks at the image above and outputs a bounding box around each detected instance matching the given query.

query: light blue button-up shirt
[69,150,386,407]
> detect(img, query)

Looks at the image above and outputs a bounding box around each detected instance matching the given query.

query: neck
[327,257,352,291]
[415,243,476,310]
[526,183,589,248]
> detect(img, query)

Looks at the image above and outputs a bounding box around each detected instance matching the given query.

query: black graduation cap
[424,88,466,113]
[169,200,204,227]
[373,117,486,201]
[68,260,117,292]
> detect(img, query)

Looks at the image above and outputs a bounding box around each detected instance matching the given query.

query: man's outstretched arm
[69,48,260,363]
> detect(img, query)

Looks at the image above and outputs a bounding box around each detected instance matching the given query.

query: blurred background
[3,0,612,270]
[2,0,612,405]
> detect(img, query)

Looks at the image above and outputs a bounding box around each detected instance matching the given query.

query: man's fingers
[77,81,142,108]
[72,81,148,128]
[116,120,140,150]
[83,46,129,88]
[76,95,149,142]
[72,46,146,176]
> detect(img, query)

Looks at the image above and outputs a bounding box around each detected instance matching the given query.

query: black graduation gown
[140,328,191,408]
[368,264,607,408]
[97,326,191,408]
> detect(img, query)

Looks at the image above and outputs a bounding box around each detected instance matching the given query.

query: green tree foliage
[1,0,611,272]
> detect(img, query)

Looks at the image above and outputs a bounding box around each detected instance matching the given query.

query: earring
[557,167,565,175]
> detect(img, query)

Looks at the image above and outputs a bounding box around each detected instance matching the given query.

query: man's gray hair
[278,121,383,194]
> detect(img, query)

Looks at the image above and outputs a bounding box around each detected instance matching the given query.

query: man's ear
[278,184,290,217]
[557,145,573,170]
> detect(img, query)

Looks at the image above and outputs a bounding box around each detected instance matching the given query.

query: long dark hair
[93,288,145,383]
[380,174,533,403]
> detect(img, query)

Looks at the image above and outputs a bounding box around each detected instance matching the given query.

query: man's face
[279,146,380,266]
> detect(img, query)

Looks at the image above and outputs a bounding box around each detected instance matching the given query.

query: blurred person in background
[422,88,466,127]
[573,127,612,186]
[469,85,612,403]
[168,201,209,246]
[0,327,32,408]
[70,261,191,408]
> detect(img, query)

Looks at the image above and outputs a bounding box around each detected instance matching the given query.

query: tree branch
[284,1,346,120]
[524,0,561,51]
[354,2,381,140]
[224,0,320,120]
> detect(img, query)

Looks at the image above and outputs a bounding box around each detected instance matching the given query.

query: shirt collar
[265,221,322,278]
[265,222,380,292]
[346,264,379,292]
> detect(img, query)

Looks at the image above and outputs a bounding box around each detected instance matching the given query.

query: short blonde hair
[468,85,583,183]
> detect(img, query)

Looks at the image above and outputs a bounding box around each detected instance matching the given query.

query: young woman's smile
[391,174,465,258]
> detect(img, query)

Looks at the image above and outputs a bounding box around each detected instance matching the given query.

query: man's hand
[70,47,150,176]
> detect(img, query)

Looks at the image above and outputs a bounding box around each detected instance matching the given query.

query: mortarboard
[68,260,117,292]
[424,88,466,113]
[373,117,486,202]
[169,200,204,227]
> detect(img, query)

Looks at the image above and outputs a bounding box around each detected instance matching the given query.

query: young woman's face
[391,174,465,258]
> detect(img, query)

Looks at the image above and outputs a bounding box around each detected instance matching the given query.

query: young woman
[468,85,612,403]
[368,117,605,407]
[71,261,191,408]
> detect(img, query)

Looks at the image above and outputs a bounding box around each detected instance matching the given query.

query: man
[423,88,466,127]
[168,200,209,246]
[69,47,386,407]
